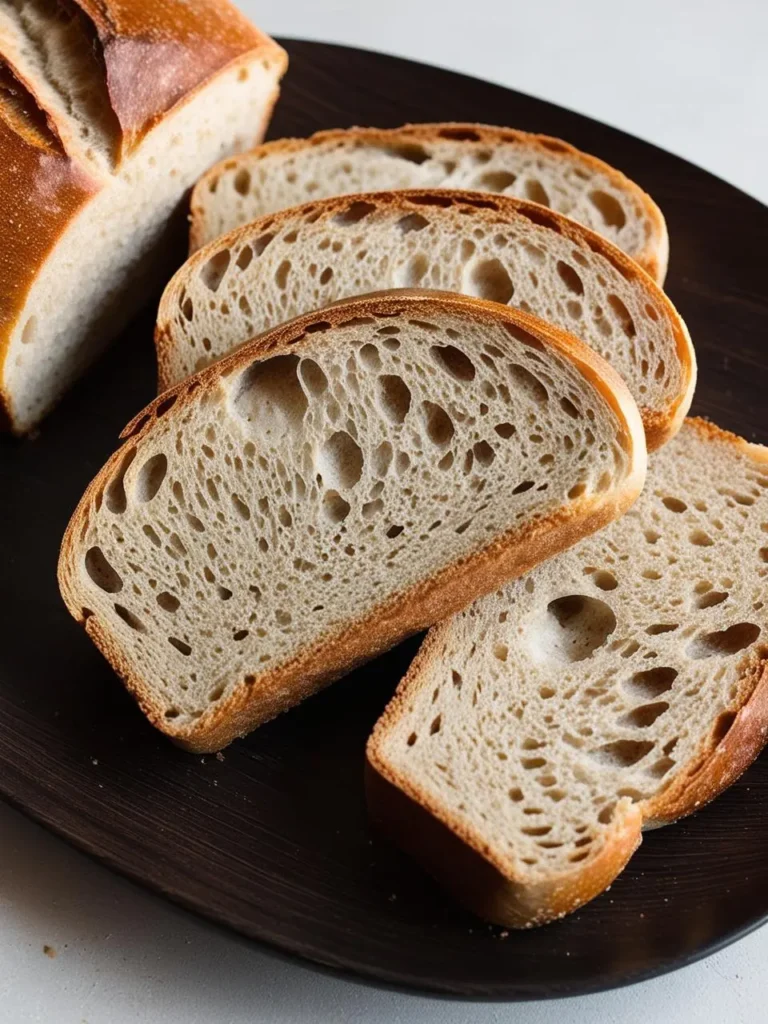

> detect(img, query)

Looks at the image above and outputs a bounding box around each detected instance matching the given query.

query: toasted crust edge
[189,122,669,283]
[162,188,694,451]
[365,415,768,927]
[60,289,646,753]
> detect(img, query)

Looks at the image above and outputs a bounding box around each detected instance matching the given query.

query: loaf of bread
[157,190,694,450]
[0,0,287,433]
[58,291,646,752]
[189,123,669,283]
[367,418,768,927]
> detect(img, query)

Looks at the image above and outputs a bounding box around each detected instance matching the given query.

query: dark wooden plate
[1,39,767,1000]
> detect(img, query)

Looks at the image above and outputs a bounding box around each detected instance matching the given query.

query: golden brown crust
[0,0,286,433]
[166,188,693,450]
[189,121,669,282]
[60,289,646,752]
[71,0,287,158]
[366,415,768,927]
[366,741,642,929]
[0,63,101,430]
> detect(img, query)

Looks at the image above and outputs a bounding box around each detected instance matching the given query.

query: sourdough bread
[59,291,646,752]
[367,418,768,927]
[157,190,694,450]
[0,0,287,433]
[190,123,668,283]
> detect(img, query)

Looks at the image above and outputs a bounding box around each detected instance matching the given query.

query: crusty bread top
[159,188,694,451]
[189,122,668,283]
[60,289,646,751]
[367,417,768,926]
[0,0,286,429]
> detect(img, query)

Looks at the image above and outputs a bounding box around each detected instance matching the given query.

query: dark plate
[1,39,767,1001]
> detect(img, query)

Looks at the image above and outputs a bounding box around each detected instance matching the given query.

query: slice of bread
[0,0,286,434]
[189,123,669,283]
[367,418,768,928]
[157,190,694,451]
[59,291,646,753]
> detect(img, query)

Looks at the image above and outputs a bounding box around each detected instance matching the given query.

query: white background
[2,1,767,1021]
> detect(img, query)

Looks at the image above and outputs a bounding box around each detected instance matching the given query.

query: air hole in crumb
[430,344,476,381]
[607,294,636,337]
[156,592,180,612]
[589,740,653,768]
[557,261,584,295]
[476,169,517,192]
[199,249,230,292]
[394,252,429,287]
[85,547,123,593]
[358,344,382,371]
[317,431,364,489]
[396,213,429,234]
[560,397,579,419]
[136,454,167,502]
[624,667,678,699]
[333,200,377,225]
[619,702,669,728]
[113,605,144,631]
[688,623,760,659]
[105,448,136,513]
[662,496,687,513]
[592,570,617,591]
[495,422,516,439]
[233,168,251,195]
[697,591,728,609]
[646,623,678,635]
[473,440,495,466]
[529,595,616,664]
[421,402,454,446]
[712,709,737,744]
[323,491,351,523]
[689,529,714,547]
[377,374,411,423]
[233,354,308,439]
[509,364,548,404]
[463,257,514,304]
[524,178,550,206]
[168,637,192,656]
[513,480,534,495]
[589,190,627,228]
[430,715,442,735]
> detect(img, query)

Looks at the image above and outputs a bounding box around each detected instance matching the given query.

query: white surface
[2,1,767,1021]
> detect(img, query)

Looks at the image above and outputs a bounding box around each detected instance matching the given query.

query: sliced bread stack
[157,189,694,449]
[189,123,669,283]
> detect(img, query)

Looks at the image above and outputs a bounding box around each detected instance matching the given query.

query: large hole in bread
[377,374,411,424]
[199,249,231,292]
[136,454,168,503]
[688,623,761,659]
[623,667,678,699]
[589,190,627,229]
[588,739,654,768]
[316,431,364,490]
[232,355,308,439]
[430,344,476,381]
[463,257,514,304]
[85,546,123,593]
[105,448,136,514]
[527,595,617,664]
